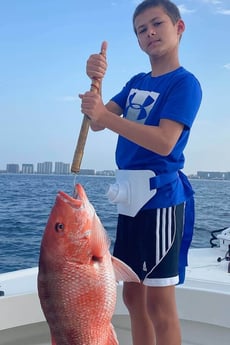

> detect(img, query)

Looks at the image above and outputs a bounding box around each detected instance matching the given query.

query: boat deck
[0,248,230,345]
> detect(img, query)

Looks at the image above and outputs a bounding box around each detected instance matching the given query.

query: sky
[0,0,230,174]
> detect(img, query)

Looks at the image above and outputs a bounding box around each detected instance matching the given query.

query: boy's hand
[86,41,108,80]
[79,92,106,127]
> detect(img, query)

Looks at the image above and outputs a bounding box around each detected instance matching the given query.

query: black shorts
[113,203,185,286]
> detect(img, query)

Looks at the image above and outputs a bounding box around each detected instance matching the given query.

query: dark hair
[133,0,181,33]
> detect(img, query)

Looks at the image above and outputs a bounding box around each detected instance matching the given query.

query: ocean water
[0,174,229,274]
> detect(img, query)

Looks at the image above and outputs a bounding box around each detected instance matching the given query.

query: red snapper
[38,183,139,345]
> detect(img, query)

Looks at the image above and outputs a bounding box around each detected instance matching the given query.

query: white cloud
[216,8,230,15]
[199,0,230,15]
[201,0,222,4]
[202,0,230,16]
[59,96,78,102]
[224,63,230,70]
[178,4,196,14]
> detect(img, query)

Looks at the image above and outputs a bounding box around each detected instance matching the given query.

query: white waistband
[106,169,179,217]
[106,170,156,217]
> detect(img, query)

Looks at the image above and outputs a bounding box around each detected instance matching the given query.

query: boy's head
[133,0,181,34]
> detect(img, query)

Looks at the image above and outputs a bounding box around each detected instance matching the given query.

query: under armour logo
[125,89,159,123]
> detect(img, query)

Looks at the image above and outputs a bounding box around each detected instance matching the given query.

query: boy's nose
[148,29,157,37]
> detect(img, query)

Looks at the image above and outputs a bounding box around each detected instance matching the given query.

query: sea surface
[0,174,229,274]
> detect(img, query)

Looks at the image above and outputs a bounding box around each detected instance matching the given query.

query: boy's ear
[177,19,185,35]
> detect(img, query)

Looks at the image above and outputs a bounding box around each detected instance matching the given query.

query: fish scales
[39,261,116,344]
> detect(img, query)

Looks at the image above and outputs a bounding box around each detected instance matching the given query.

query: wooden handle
[71,41,107,173]
[70,82,99,173]
[71,43,106,174]
[70,115,90,174]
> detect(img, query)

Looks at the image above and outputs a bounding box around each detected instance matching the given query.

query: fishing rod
[71,43,106,174]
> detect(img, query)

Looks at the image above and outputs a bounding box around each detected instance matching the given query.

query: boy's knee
[123,285,136,309]
[123,283,144,312]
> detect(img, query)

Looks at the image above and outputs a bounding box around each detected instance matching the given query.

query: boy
[80,1,202,344]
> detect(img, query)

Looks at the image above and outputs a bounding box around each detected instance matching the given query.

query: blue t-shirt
[111,67,202,209]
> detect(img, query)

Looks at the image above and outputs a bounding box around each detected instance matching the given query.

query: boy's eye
[137,27,147,34]
[154,21,162,27]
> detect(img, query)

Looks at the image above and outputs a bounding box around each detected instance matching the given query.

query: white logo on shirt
[125,89,160,123]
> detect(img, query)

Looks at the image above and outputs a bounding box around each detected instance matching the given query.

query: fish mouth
[73,184,81,200]
[58,184,84,209]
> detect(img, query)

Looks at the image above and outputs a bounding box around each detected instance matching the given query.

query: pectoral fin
[112,256,140,283]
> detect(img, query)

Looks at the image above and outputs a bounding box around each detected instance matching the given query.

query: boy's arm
[90,100,123,131]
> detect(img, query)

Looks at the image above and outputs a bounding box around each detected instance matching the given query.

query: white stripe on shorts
[145,206,176,280]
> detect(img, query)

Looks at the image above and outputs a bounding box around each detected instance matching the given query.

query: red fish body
[38,183,139,345]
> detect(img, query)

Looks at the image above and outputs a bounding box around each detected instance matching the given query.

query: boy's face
[134,6,185,59]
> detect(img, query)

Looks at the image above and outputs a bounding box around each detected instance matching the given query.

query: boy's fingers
[100,41,108,58]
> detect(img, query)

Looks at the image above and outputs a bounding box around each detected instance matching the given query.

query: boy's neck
[150,55,180,77]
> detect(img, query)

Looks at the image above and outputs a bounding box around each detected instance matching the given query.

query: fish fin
[112,256,140,283]
[108,323,119,345]
[90,213,110,258]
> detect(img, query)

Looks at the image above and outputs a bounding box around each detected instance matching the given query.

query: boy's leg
[116,204,184,345]
[147,285,181,345]
[123,282,156,345]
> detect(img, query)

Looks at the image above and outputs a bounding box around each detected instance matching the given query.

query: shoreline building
[6,164,20,174]
[22,164,34,174]
[54,162,70,175]
[37,162,53,174]
[197,171,230,180]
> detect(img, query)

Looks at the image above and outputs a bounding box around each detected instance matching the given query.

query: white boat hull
[0,248,230,345]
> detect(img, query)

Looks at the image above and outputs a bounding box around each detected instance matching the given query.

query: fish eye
[92,255,102,262]
[55,222,65,233]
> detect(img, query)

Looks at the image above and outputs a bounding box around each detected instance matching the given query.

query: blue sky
[1,0,230,174]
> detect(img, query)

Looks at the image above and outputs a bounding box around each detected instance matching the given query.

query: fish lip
[58,190,83,209]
